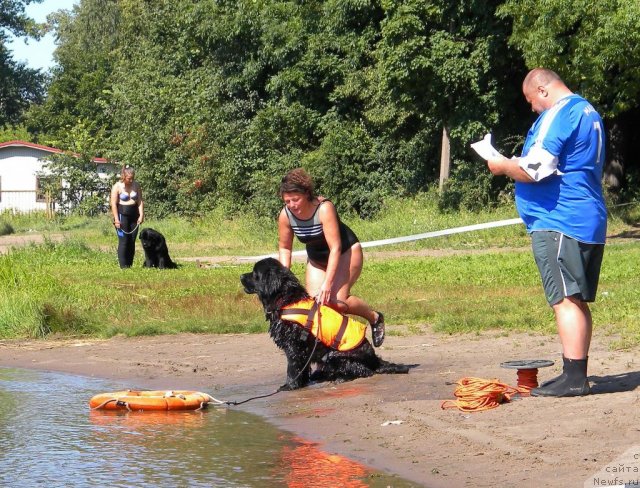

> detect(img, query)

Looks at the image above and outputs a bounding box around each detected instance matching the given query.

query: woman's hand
[113,219,121,228]
[316,281,332,305]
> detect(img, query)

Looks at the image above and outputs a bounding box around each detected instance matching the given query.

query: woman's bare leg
[333,245,377,324]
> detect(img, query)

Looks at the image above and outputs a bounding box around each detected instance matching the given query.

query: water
[0,368,420,487]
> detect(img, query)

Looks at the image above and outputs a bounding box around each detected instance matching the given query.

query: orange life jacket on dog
[280,299,367,351]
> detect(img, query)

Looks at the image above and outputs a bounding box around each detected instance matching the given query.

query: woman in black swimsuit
[110,165,144,268]
[278,168,385,347]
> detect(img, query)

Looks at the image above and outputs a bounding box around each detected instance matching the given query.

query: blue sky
[7,0,78,71]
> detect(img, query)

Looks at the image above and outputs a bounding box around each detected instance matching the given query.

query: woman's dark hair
[279,168,315,200]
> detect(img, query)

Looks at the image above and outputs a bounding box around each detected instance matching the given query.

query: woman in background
[110,165,144,268]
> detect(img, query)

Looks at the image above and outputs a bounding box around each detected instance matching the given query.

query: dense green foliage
[25,0,534,217]
[499,0,640,194]
[0,123,31,142]
[500,0,640,117]
[4,0,639,218]
[0,0,46,127]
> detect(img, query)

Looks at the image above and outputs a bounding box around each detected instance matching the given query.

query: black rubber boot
[531,357,590,397]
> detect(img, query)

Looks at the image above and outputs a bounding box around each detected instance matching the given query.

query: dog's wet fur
[139,228,178,269]
[241,257,413,390]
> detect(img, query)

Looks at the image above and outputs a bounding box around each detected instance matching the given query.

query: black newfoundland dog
[241,257,411,390]
[139,228,177,269]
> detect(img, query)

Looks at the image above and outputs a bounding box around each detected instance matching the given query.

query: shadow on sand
[589,370,640,394]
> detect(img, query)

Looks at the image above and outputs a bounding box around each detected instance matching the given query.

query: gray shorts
[531,231,604,306]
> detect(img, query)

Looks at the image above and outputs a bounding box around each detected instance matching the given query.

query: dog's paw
[278,384,293,392]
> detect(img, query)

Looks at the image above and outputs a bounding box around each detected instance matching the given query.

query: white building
[0,140,116,213]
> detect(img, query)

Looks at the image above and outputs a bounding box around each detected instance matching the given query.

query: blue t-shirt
[515,94,607,244]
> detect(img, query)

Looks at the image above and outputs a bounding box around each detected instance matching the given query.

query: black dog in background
[240,257,412,390]
[139,228,177,269]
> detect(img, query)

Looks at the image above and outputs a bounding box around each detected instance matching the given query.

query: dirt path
[1,231,529,264]
[1,330,639,487]
[0,232,65,254]
[2,228,637,262]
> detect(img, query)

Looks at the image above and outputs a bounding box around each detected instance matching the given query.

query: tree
[40,123,115,216]
[26,0,118,142]
[1,0,40,32]
[364,0,528,209]
[0,0,46,127]
[102,0,531,215]
[42,0,608,217]
[499,0,640,192]
[0,122,31,142]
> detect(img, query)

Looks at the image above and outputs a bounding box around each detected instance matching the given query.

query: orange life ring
[89,390,214,411]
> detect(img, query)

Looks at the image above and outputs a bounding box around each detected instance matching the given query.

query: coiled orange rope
[440,377,521,412]
[515,368,540,395]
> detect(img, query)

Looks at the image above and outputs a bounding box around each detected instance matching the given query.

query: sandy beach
[2,329,639,487]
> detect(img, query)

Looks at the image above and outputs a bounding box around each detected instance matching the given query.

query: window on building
[36,176,57,203]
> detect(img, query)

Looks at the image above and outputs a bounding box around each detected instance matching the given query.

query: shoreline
[2,330,640,487]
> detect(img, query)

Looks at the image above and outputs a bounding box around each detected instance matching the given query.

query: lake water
[0,368,421,487]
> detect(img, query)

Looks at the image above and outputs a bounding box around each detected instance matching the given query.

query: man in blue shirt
[486,68,607,397]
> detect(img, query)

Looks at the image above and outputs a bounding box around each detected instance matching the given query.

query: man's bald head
[523,68,562,90]
[522,68,572,114]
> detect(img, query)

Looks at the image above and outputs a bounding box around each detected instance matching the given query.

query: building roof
[0,140,109,163]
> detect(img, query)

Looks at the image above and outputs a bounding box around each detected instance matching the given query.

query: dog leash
[114,223,140,235]
[224,306,323,406]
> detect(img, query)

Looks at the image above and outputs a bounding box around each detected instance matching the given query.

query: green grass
[1,196,639,347]
[3,193,531,256]
[4,193,637,255]
[0,239,262,338]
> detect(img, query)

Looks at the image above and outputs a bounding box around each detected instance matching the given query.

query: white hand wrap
[518,146,563,182]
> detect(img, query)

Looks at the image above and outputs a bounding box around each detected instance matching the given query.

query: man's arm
[487,156,535,182]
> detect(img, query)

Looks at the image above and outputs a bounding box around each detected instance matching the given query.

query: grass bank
[1,196,639,347]
[2,194,531,257]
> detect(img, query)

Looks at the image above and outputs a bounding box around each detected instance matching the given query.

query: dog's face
[241,258,307,310]
[139,228,162,250]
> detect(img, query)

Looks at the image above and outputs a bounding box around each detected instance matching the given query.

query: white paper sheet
[470,133,504,160]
